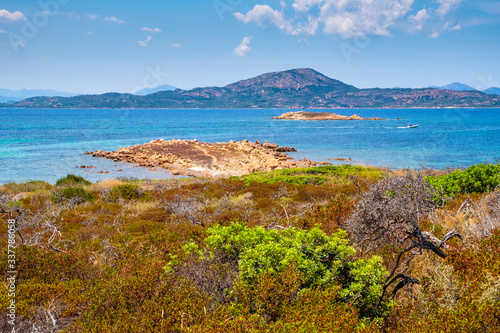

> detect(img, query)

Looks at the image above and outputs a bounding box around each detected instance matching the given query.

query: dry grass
[88,178,123,193]
[432,190,500,242]
[124,201,159,217]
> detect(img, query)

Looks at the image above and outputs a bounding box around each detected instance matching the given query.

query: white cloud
[0,29,6,33]
[0,9,25,23]
[87,14,99,20]
[141,27,162,33]
[234,4,318,35]
[407,0,462,38]
[317,0,414,38]
[233,36,252,57]
[235,1,414,39]
[436,0,463,18]
[105,16,125,24]
[236,0,466,39]
[171,43,182,48]
[86,31,95,35]
[235,5,296,33]
[410,9,432,31]
[138,35,152,47]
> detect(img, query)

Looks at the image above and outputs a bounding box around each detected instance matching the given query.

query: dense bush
[110,184,143,200]
[426,164,500,201]
[2,181,53,193]
[52,186,95,203]
[55,174,91,186]
[186,223,389,318]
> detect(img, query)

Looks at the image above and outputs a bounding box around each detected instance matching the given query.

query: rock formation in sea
[85,139,317,178]
[272,111,385,120]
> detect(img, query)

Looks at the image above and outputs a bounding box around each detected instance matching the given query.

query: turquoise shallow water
[1,108,499,184]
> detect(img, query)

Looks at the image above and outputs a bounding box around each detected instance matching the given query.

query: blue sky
[0,0,499,94]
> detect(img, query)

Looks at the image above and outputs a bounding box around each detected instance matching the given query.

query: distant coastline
[2,69,499,109]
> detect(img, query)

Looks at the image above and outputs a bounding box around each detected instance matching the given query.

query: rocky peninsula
[85,139,319,178]
[272,111,385,121]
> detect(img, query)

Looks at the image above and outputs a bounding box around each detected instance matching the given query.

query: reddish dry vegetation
[0,167,499,332]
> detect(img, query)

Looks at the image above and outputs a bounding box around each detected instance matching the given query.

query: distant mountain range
[0,88,79,104]
[134,84,178,96]
[429,82,477,92]
[3,69,500,109]
[483,87,500,95]
[429,82,500,95]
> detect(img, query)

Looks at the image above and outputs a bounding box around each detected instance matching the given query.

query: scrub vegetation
[1,163,499,332]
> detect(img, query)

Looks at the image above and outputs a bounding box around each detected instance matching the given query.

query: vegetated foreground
[1,164,500,332]
[85,139,319,178]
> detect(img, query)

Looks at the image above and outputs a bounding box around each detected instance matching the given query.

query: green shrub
[52,186,95,203]
[185,223,389,318]
[236,165,386,187]
[110,184,143,200]
[426,164,500,202]
[56,174,92,186]
[2,180,53,193]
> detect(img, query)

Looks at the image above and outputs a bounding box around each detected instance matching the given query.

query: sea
[1,108,499,185]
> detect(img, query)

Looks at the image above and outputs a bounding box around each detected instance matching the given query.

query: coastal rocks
[272,111,385,121]
[263,140,296,152]
[86,139,317,178]
[329,157,354,162]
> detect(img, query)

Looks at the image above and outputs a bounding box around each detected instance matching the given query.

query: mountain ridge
[134,84,178,96]
[4,69,500,109]
[429,82,477,92]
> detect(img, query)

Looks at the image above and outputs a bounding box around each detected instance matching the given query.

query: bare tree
[165,194,209,226]
[0,299,72,332]
[175,250,239,306]
[346,172,463,300]
[1,199,75,252]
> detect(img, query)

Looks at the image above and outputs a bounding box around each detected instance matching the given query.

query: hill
[6,69,500,109]
[134,84,178,96]
[429,82,477,91]
[483,87,500,95]
[0,88,78,102]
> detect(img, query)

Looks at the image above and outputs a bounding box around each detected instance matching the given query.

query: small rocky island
[85,139,319,178]
[272,111,385,121]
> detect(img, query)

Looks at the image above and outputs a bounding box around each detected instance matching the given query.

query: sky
[0,0,499,94]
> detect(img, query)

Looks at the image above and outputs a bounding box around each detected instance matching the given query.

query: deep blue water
[1,108,499,184]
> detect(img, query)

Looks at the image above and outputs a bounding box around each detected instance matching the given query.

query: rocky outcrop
[85,139,317,178]
[272,111,385,121]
